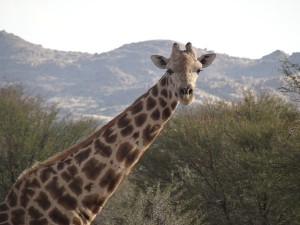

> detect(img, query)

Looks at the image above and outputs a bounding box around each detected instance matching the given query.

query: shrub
[0,84,97,201]
[134,93,300,224]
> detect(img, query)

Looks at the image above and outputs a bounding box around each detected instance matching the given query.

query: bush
[134,93,300,224]
[94,180,196,225]
[0,84,97,201]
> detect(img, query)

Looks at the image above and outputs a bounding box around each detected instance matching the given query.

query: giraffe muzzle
[179,85,195,105]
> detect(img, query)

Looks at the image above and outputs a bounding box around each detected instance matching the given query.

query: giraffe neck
[0,73,179,225]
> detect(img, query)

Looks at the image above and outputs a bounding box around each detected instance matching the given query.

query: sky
[0,0,299,59]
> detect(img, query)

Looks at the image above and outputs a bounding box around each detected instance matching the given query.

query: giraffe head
[151,42,216,105]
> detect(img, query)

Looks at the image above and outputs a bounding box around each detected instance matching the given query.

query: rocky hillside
[1,30,299,119]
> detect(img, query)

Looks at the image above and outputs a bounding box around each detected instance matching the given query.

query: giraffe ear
[151,55,169,69]
[197,53,216,68]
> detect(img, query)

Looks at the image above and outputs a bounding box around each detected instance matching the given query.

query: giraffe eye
[197,69,202,74]
[166,69,174,74]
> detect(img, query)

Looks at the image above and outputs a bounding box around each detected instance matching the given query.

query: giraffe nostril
[180,87,193,96]
[180,88,185,95]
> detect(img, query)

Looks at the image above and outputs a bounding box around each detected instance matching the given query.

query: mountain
[1,30,299,120]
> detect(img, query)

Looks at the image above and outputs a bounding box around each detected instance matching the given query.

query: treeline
[0,85,299,224]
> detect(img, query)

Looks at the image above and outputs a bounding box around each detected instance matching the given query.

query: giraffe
[0,42,216,225]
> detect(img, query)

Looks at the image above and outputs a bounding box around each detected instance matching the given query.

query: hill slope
[1,30,299,119]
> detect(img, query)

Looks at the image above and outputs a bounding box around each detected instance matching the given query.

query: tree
[0,84,97,201]
[133,93,300,224]
[279,60,300,101]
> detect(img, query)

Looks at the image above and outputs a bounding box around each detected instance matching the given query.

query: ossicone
[185,42,196,57]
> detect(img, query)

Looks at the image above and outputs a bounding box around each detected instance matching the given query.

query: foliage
[0,84,97,201]
[94,180,196,225]
[279,60,300,101]
[1,83,299,225]
[133,93,300,224]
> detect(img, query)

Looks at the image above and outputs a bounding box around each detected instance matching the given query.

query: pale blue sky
[1,0,299,59]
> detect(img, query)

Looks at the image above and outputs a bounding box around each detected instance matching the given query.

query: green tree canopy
[0,84,97,201]
[131,93,300,225]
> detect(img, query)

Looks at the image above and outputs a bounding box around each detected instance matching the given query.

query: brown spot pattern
[74,147,91,165]
[49,208,70,225]
[0,203,8,211]
[69,176,83,195]
[20,186,35,208]
[116,142,133,162]
[99,169,122,193]
[61,171,71,183]
[61,165,78,183]
[57,161,65,170]
[84,183,93,192]
[11,208,25,225]
[125,149,141,168]
[82,194,105,214]
[82,158,106,180]
[45,176,65,199]
[142,124,161,146]
[151,108,160,121]
[171,101,178,110]
[29,178,41,189]
[151,84,158,97]
[30,218,48,225]
[121,124,134,137]
[142,125,153,146]
[159,97,167,108]
[0,212,8,223]
[34,191,51,211]
[28,206,43,220]
[7,189,17,207]
[134,113,147,127]
[146,96,156,111]
[117,113,131,128]
[40,167,57,182]
[94,139,112,158]
[161,89,168,98]
[58,193,77,210]
[102,127,117,144]
[64,158,72,165]
[68,165,78,177]
[132,131,139,139]
[162,107,171,121]
[160,77,167,86]
[130,101,143,115]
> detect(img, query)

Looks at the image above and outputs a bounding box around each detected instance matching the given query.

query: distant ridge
[1,31,299,118]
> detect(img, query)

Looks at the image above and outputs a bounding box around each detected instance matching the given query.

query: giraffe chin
[179,96,194,105]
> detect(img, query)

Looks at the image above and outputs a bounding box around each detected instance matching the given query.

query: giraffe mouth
[179,94,195,105]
